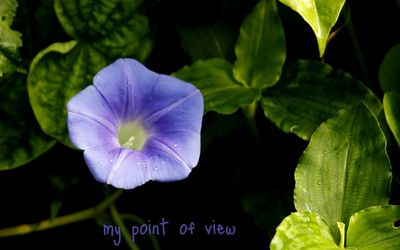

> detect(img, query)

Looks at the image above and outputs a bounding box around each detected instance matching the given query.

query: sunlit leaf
[383,92,400,146]
[379,44,400,93]
[233,0,285,88]
[173,58,260,114]
[279,0,346,56]
[270,212,340,250]
[294,104,392,240]
[0,72,55,170]
[262,60,382,140]
[347,205,400,249]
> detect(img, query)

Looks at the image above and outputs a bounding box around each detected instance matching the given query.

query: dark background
[0,0,400,249]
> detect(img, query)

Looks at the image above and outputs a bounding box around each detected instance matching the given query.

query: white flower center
[118,121,148,151]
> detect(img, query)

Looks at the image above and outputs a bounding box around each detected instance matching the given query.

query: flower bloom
[67,59,203,189]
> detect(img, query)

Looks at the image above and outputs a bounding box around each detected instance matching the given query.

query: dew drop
[161,161,166,165]
[109,159,114,163]
[142,162,147,168]
[136,161,140,165]
[154,167,159,171]
[317,181,322,185]
[173,143,178,147]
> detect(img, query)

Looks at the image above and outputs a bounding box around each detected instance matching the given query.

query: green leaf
[379,44,400,92]
[28,41,108,146]
[0,72,55,170]
[54,0,151,61]
[262,60,382,140]
[0,0,22,77]
[279,0,346,56]
[233,0,286,88]
[28,0,151,146]
[294,104,392,240]
[270,212,340,250]
[383,92,400,146]
[173,58,261,114]
[178,22,236,61]
[0,0,21,54]
[347,205,400,249]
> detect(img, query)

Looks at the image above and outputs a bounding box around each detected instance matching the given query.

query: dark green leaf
[262,60,382,140]
[178,22,236,61]
[0,72,55,170]
[347,205,400,249]
[28,41,108,146]
[294,104,392,240]
[233,0,285,88]
[383,92,400,146]
[54,0,151,61]
[379,44,400,92]
[279,0,346,56]
[270,212,340,250]
[173,58,261,114]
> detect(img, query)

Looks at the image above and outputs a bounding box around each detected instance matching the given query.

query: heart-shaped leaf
[262,60,382,140]
[294,104,392,240]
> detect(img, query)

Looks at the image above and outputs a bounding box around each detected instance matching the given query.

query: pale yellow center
[118,121,148,151]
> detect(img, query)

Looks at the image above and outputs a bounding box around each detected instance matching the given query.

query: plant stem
[122,214,161,250]
[110,205,140,250]
[241,101,261,144]
[0,190,123,238]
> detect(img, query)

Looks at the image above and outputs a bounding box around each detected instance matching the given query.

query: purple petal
[67,85,119,149]
[93,59,159,121]
[67,58,204,190]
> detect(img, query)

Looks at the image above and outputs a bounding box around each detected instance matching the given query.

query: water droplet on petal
[136,161,140,165]
[143,162,147,168]
[317,181,322,185]
[161,161,166,165]
[109,159,113,163]
[154,167,159,171]
[173,143,178,147]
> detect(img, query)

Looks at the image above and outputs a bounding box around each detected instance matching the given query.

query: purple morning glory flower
[66,59,203,189]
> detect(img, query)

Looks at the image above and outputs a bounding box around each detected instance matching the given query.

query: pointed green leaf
[28,41,108,146]
[0,72,55,170]
[279,0,346,56]
[173,58,261,114]
[262,60,382,140]
[383,92,400,146]
[270,212,340,250]
[233,0,286,88]
[347,205,400,249]
[294,104,392,240]
[379,44,400,93]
